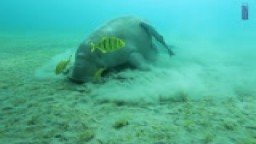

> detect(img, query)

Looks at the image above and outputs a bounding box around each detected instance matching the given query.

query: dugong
[68,16,174,83]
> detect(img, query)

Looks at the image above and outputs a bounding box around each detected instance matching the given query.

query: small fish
[90,37,125,53]
[55,55,72,75]
[93,68,106,81]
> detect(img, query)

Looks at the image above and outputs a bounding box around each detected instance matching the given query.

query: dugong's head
[68,43,97,84]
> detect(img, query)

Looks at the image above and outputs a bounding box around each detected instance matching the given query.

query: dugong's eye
[78,52,84,55]
[77,52,86,58]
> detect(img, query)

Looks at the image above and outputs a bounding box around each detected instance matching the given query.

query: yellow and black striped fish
[93,68,106,81]
[90,37,125,53]
[55,55,72,75]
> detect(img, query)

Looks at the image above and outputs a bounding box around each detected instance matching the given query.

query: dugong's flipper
[140,22,174,56]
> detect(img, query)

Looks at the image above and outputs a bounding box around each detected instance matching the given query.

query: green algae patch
[78,130,95,142]
[113,119,129,129]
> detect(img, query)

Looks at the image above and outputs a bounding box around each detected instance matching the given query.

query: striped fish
[93,68,106,81]
[90,37,125,53]
[55,55,72,75]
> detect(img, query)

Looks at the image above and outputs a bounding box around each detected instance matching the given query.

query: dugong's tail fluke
[140,22,174,56]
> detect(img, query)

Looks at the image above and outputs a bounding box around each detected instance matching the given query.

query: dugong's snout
[68,64,89,84]
[69,76,85,84]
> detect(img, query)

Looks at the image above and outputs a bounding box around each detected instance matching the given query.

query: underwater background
[1,0,256,144]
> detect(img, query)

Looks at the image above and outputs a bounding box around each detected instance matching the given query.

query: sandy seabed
[0,31,256,144]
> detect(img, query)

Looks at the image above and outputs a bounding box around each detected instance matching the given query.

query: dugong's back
[84,16,153,65]
[87,17,149,43]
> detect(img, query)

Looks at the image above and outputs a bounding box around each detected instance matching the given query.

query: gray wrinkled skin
[68,16,169,83]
